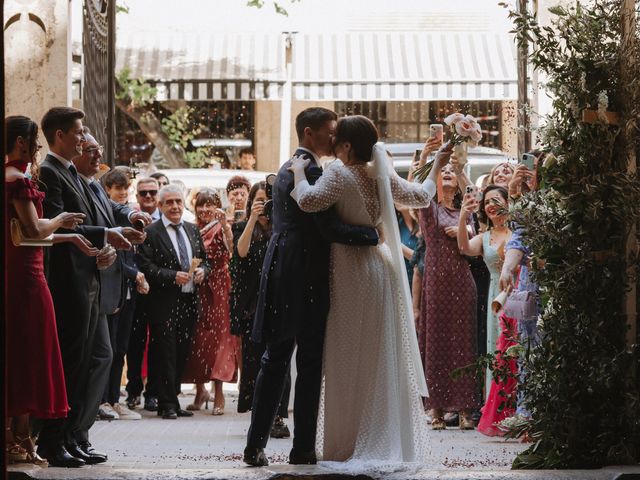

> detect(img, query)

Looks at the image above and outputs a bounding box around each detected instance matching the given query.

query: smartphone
[521,153,536,170]
[234,210,246,222]
[219,190,230,210]
[465,185,483,201]
[429,124,444,143]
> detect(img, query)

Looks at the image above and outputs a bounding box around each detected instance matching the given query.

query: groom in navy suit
[244,108,380,466]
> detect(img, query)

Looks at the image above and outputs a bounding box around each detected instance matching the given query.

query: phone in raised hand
[465,185,483,202]
[429,124,444,144]
[520,153,536,170]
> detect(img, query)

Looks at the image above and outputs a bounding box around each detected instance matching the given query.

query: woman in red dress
[4,116,98,464]
[182,188,239,415]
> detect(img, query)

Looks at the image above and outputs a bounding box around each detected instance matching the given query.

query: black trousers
[126,297,156,400]
[103,294,136,405]
[238,332,290,418]
[149,293,198,411]
[39,275,104,447]
[247,315,325,452]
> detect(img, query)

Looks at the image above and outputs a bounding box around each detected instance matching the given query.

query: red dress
[5,176,69,418]
[182,223,239,383]
[477,313,518,436]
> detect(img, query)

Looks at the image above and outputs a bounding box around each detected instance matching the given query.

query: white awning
[290,32,518,101]
[115,31,518,102]
[116,32,286,100]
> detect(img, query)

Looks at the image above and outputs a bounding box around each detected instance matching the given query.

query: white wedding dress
[291,146,438,474]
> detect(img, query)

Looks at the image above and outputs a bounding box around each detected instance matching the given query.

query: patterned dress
[418,201,479,411]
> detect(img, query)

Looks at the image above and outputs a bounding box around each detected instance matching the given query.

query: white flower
[444,113,465,125]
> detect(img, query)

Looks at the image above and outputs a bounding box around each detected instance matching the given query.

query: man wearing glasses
[136,178,161,221]
[125,176,161,412]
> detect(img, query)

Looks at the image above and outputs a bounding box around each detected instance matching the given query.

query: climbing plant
[505,0,640,469]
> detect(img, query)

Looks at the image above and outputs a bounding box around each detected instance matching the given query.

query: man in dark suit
[125,177,162,412]
[244,108,380,467]
[36,107,133,468]
[136,184,210,419]
[73,131,149,430]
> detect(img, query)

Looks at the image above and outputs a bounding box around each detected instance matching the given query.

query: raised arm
[390,143,453,208]
[457,193,483,257]
[290,160,344,213]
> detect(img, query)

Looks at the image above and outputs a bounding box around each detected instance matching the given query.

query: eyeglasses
[83,145,104,156]
[138,190,158,197]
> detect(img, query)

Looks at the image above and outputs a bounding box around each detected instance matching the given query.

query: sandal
[458,412,475,430]
[7,443,28,464]
[431,417,446,430]
[16,436,49,467]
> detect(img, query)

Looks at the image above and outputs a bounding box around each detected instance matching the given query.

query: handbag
[503,289,537,320]
[10,218,54,247]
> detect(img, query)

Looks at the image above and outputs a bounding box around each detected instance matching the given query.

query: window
[336,101,503,149]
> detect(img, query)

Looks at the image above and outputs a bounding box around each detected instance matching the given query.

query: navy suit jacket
[252,149,379,343]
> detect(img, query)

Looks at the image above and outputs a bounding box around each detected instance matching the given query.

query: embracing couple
[243,108,452,469]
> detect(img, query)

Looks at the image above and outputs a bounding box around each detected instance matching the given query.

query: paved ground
[7,386,639,479]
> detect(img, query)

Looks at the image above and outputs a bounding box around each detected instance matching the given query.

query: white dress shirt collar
[297,147,321,165]
[48,151,73,169]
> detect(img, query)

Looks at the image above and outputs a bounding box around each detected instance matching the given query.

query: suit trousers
[126,299,156,400]
[247,314,325,452]
[73,313,112,443]
[104,295,136,405]
[150,292,198,411]
[39,275,103,447]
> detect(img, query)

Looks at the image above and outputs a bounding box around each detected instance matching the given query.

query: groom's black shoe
[289,448,317,465]
[243,446,269,467]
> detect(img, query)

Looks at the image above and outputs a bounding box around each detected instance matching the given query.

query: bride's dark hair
[334,115,378,163]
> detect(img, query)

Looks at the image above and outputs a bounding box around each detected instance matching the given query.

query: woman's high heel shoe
[458,410,475,430]
[186,391,211,411]
[16,436,48,467]
[212,398,225,416]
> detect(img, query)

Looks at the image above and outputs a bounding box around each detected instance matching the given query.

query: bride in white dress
[289,115,452,469]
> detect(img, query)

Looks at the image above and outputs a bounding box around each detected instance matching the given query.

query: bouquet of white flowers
[413,113,483,182]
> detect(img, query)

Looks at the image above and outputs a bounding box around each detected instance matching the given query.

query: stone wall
[4,0,71,140]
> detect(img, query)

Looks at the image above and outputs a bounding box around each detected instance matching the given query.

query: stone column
[3,0,71,128]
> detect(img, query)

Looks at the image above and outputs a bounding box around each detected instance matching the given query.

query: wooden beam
[517,0,531,156]
[620,0,637,349]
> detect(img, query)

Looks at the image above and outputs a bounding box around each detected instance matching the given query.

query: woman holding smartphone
[230,181,291,438]
[456,185,512,400]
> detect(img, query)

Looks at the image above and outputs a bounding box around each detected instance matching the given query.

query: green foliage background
[506,0,640,469]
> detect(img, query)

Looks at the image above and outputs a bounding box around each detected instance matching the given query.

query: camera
[261,173,277,221]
